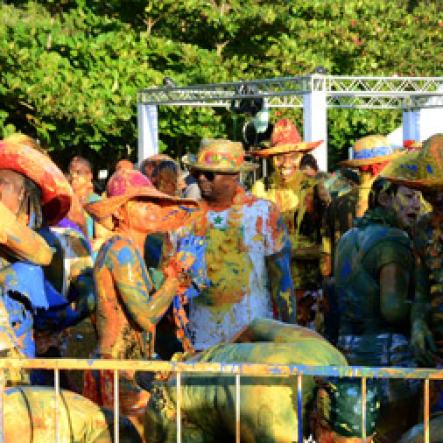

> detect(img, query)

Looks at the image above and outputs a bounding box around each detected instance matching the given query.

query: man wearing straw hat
[251,119,325,328]
[180,138,295,351]
[84,168,198,435]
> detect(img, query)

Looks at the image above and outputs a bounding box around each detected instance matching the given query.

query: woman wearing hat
[252,119,326,329]
[383,134,443,413]
[83,168,197,436]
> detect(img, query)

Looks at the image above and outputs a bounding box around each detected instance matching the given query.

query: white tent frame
[137,74,443,170]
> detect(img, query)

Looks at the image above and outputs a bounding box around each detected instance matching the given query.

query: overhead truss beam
[138,75,443,109]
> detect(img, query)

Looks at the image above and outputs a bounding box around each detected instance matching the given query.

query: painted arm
[265,203,296,323]
[110,242,179,332]
[0,201,53,266]
[410,256,436,366]
[379,263,411,325]
[266,242,296,323]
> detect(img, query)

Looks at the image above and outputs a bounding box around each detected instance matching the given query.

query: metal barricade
[0,358,441,443]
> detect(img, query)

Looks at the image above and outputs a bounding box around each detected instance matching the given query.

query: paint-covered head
[0,138,71,226]
[368,177,421,230]
[315,378,379,442]
[68,155,94,196]
[151,159,179,196]
[86,169,197,232]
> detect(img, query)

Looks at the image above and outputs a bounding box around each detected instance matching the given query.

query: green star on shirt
[213,215,224,225]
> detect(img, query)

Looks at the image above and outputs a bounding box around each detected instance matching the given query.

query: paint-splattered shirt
[175,187,292,350]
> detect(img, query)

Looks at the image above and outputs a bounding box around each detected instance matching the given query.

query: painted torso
[335,208,414,366]
[94,235,153,359]
[176,188,288,350]
[252,172,322,290]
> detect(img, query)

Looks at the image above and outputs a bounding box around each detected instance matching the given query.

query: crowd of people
[0,123,442,442]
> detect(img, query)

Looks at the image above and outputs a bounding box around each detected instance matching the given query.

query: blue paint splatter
[117,246,134,265]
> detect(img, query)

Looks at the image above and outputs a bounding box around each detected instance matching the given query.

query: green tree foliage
[0,0,441,170]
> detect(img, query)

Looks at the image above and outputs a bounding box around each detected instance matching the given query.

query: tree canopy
[0,0,441,170]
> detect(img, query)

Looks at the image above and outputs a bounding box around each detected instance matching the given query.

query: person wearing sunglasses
[177,139,295,352]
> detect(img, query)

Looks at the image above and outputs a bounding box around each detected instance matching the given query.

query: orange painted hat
[182,138,257,173]
[0,140,72,225]
[86,168,197,221]
[381,134,443,190]
[339,134,404,168]
[253,119,322,158]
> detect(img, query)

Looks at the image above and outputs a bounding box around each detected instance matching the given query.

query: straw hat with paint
[381,134,443,190]
[0,139,72,225]
[182,139,257,173]
[253,119,322,158]
[339,135,403,168]
[86,168,197,223]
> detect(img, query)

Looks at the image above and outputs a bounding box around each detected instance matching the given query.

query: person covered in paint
[3,385,141,443]
[251,119,327,329]
[0,137,93,379]
[83,168,197,434]
[382,134,443,411]
[175,139,295,352]
[334,175,422,441]
[145,319,380,443]
[67,156,106,252]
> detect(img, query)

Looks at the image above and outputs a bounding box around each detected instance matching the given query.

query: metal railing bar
[424,379,429,443]
[297,374,303,442]
[0,359,442,380]
[0,370,4,443]
[176,371,182,443]
[54,367,60,443]
[235,373,240,443]
[361,377,366,441]
[114,370,119,443]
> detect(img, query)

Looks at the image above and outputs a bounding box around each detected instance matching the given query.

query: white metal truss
[138,75,443,109]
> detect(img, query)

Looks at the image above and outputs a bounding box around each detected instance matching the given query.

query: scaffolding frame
[137,75,443,170]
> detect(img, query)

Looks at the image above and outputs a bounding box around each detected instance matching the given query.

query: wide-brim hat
[86,169,197,222]
[381,134,443,190]
[339,134,403,168]
[0,140,72,225]
[253,119,322,158]
[183,139,257,173]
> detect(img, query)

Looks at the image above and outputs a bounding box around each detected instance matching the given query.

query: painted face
[273,152,302,183]
[0,170,25,215]
[126,199,181,233]
[390,185,421,230]
[193,170,238,202]
[68,160,93,192]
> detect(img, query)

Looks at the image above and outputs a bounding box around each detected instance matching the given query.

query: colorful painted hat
[86,168,197,221]
[381,134,443,189]
[182,139,257,173]
[0,140,72,225]
[253,119,322,158]
[339,134,403,168]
